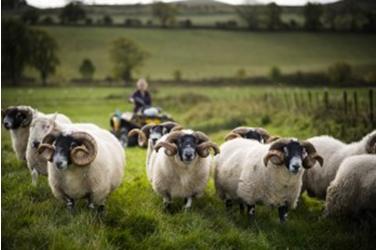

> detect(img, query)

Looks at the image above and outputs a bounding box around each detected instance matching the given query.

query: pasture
[26,27,376,81]
[2,86,375,249]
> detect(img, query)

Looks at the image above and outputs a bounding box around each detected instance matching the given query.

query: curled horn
[170,125,184,132]
[366,133,376,154]
[224,132,242,141]
[70,132,97,166]
[197,142,220,157]
[154,131,183,156]
[37,133,57,161]
[301,141,324,169]
[128,128,147,147]
[194,131,220,157]
[263,139,290,167]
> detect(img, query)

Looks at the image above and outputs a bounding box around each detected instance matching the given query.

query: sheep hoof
[225,199,232,210]
[66,199,75,214]
[88,203,95,210]
[247,205,256,223]
[278,205,289,224]
[97,205,105,214]
[163,202,172,212]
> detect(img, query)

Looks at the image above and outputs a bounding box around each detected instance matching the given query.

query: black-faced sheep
[224,127,278,143]
[38,123,125,212]
[215,138,323,223]
[149,130,219,210]
[303,130,376,199]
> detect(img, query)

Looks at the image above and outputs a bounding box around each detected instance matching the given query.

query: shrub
[236,68,246,80]
[79,58,95,80]
[328,62,352,84]
[41,16,54,25]
[103,15,113,25]
[173,70,182,82]
[269,66,281,82]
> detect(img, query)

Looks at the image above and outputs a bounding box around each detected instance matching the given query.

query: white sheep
[224,126,278,143]
[1,106,70,161]
[303,130,376,199]
[128,122,181,172]
[149,130,220,210]
[324,154,376,218]
[38,122,125,212]
[215,138,323,223]
[26,114,72,186]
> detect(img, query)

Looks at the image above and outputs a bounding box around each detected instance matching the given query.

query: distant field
[28,26,376,81]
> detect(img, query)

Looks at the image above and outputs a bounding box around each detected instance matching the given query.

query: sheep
[324,154,376,218]
[128,122,181,167]
[303,130,376,200]
[37,122,125,212]
[214,137,323,223]
[148,129,220,210]
[26,114,72,186]
[1,105,70,161]
[224,127,278,143]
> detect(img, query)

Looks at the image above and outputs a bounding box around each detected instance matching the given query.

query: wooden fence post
[353,91,358,115]
[324,90,329,110]
[308,91,312,109]
[343,90,348,115]
[370,89,374,127]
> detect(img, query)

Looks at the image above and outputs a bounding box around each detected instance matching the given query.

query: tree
[303,3,323,31]
[323,5,337,31]
[103,15,113,25]
[59,1,86,24]
[328,62,352,84]
[29,30,60,86]
[21,9,40,25]
[109,38,148,85]
[2,18,32,85]
[79,59,95,80]
[152,2,178,27]
[236,5,260,30]
[265,2,282,30]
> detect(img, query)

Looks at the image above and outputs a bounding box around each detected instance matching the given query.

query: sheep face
[2,107,33,130]
[154,130,220,163]
[128,122,180,147]
[176,134,199,163]
[51,135,80,170]
[244,130,264,142]
[282,141,305,174]
[264,139,324,174]
[38,131,98,170]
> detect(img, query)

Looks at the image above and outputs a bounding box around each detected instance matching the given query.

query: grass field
[2,86,376,249]
[25,27,376,81]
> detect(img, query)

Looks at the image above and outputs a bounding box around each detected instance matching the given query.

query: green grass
[2,86,376,249]
[25,27,376,81]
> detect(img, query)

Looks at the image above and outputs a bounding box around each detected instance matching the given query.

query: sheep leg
[225,199,233,210]
[247,204,256,222]
[183,197,193,211]
[278,204,289,223]
[163,192,172,211]
[66,197,75,213]
[31,168,39,186]
[239,203,245,214]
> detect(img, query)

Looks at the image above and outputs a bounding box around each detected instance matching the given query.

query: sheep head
[366,131,376,154]
[225,127,278,143]
[154,130,220,161]
[128,122,181,147]
[2,106,34,130]
[38,131,97,168]
[264,138,323,173]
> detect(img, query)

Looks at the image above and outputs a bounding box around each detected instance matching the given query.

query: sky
[27,0,339,9]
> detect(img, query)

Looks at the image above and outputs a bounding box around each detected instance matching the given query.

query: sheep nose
[185,152,193,159]
[292,164,300,172]
[55,161,63,169]
[152,138,158,145]
[32,141,40,149]
[3,121,11,129]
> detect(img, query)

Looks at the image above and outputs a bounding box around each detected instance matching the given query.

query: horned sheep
[1,106,71,161]
[303,130,376,199]
[149,130,220,210]
[214,138,323,223]
[38,121,125,212]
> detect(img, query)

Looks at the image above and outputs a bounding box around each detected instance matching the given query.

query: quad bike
[110,97,174,147]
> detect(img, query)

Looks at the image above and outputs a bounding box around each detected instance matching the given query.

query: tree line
[16,0,376,32]
[2,18,148,86]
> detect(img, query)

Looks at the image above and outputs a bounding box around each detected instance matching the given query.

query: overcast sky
[28,0,339,9]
